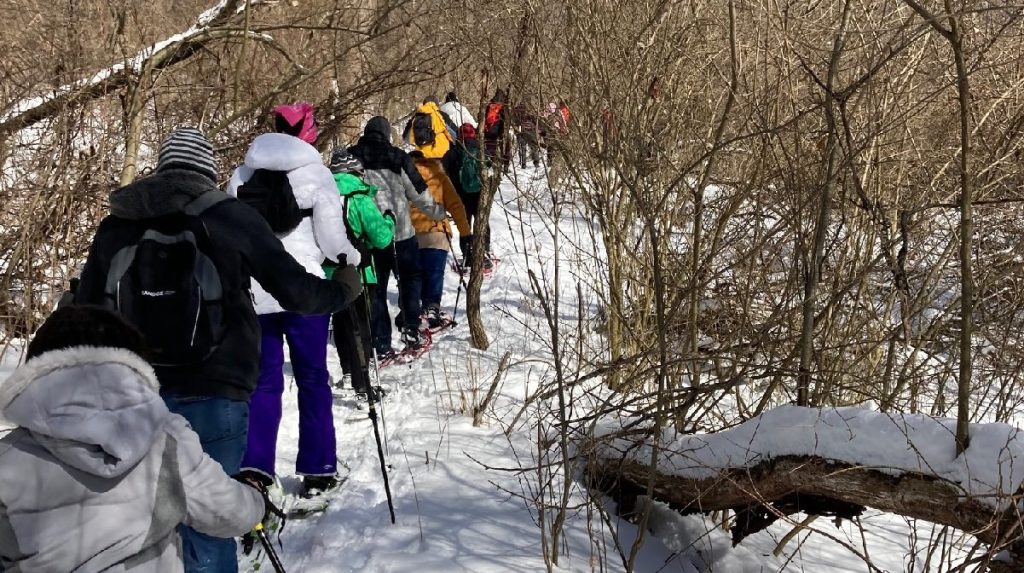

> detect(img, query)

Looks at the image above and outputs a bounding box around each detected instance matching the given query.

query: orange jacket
[410,158,470,236]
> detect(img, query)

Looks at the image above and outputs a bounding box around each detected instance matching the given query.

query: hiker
[226,103,362,501]
[348,116,446,358]
[513,100,541,169]
[403,96,457,160]
[0,305,267,572]
[440,91,478,130]
[453,123,492,269]
[482,88,511,171]
[74,127,361,572]
[542,100,571,184]
[325,148,395,399]
[410,150,472,328]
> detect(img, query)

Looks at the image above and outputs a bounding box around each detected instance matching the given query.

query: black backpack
[411,112,436,147]
[237,168,312,233]
[103,192,228,367]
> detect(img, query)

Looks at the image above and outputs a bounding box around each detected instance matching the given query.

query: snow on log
[589,406,1024,567]
[0,0,258,139]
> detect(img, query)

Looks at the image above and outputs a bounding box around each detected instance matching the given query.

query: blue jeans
[162,394,249,573]
[371,237,422,352]
[419,247,449,308]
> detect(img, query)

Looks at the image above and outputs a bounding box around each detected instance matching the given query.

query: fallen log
[588,406,1024,571]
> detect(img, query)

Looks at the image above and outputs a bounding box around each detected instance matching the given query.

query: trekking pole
[444,230,470,326]
[253,523,286,573]
[361,288,397,524]
[366,394,396,524]
[362,289,390,457]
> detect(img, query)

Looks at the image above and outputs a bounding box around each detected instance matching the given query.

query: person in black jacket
[74,128,360,573]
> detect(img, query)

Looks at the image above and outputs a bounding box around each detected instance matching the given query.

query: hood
[364,116,392,142]
[244,132,324,172]
[273,102,318,144]
[417,101,441,116]
[109,168,218,220]
[333,172,377,197]
[0,346,168,478]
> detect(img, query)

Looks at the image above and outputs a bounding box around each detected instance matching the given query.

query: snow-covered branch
[0,0,260,139]
[590,406,1024,568]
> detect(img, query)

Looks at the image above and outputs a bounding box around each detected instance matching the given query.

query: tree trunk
[467,13,532,350]
[797,0,850,406]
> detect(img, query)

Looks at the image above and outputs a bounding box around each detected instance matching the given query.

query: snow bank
[604,405,1024,509]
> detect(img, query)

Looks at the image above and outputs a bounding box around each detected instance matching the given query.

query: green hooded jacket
[323,172,395,284]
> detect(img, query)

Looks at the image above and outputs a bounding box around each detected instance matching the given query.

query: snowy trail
[257,169,623,572]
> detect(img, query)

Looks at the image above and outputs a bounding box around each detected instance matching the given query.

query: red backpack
[484,102,504,139]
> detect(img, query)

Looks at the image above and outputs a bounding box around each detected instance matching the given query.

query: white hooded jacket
[227,133,360,315]
[0,346,264,572]
[440,101,478,129]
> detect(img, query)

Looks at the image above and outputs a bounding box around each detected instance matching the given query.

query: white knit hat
[156,128,218,181]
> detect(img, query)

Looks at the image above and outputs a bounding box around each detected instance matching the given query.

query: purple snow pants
[242,312,337,477]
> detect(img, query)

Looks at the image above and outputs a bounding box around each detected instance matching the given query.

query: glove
[331,263,362,310]
[234,470,285,555]
[383,210,396,224]
[460,234,473,262]
[351,238,371,269]
[233,470,280,524]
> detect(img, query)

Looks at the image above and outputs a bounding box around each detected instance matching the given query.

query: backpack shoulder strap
[184,191,230,217]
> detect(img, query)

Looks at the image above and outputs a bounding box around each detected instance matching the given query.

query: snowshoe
[424,309,455,335]
[482,256,499,277]
[287,473,349,519]
[451,255,499,277]
[378,329,433,368]
[356,385,387,405]
[375,348,401,368]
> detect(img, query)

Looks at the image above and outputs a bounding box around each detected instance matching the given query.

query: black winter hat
[27,305,148,360]
[156,128,218,182]
[445,92,458,103]
[329,148,363,174]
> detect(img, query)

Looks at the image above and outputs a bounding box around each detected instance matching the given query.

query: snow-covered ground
[257,166,991,572]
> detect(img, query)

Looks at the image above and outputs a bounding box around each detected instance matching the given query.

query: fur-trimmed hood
[0,346,167,478]
[242,132,323,172]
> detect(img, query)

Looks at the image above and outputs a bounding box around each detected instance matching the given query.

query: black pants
[458,191,490,254]
[333,286,374,392]
[371,238,422,352]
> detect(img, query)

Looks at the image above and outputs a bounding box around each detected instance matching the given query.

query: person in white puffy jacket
[226,102,359,497]
[440,91,478,130]
[0,305,265,572]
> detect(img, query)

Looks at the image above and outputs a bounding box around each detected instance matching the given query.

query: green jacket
[323,172,395,284]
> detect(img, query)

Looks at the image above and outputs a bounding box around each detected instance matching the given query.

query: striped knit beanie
[329,147,363,174]
[156,128,218,181]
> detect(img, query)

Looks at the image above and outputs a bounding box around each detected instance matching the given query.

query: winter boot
[424,303,444,329]
[300,474,342,499]
[401,327,429,350]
